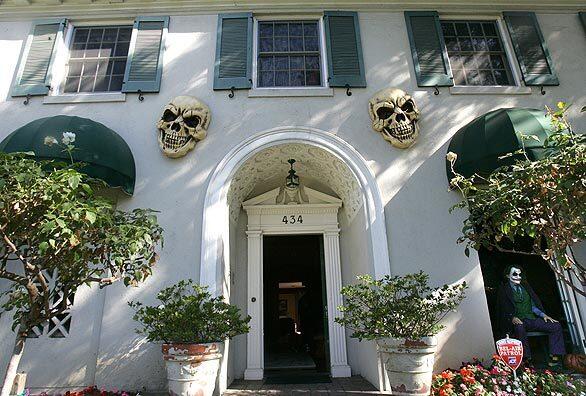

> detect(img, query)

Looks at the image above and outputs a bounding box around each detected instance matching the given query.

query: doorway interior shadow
[263,234,332,384]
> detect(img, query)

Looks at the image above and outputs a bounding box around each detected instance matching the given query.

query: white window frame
[440,15,531,95]
[45,19,134,103]
[249,15,333,97]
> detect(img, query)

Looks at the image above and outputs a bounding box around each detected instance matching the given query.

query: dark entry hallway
[263,235,329,376]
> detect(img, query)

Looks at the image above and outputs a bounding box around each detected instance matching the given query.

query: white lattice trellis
[27,270,74,338]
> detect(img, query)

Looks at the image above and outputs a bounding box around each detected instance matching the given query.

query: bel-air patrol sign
[496,336,524,374]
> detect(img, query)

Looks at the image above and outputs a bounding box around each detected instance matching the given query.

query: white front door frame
[242,201,351,380]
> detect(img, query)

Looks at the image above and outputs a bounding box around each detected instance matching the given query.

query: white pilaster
[323,231,352,377]
[244,230,264,380]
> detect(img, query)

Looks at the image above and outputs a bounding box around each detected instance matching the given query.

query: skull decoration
[368,88,420,149]
[156,96,210,158]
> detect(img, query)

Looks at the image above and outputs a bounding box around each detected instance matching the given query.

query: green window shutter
[404,11,453,87]
[122,16,169,93]
[12,19,66,97]
[579,12,586,34]
[324,11,366,88]
[213,13,253,90]
[504,12,559,86]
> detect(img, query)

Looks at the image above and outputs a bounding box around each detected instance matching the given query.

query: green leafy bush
[129,280,250,344]
[448,102,586,295]
[335,271,467,340]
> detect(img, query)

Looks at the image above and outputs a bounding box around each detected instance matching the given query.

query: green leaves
[0,152,164,333]
[450,102,586,295]
[335,272,467,340]
[128,280,250,343]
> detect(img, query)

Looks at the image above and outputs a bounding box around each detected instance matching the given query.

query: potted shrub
[129,280,250,396]
[335,271,467,396]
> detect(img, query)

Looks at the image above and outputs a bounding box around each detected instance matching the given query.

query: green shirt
[512,285,537,320]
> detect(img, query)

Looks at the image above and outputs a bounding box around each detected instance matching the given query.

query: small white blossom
[44,136,58,147]
[446,151,458,162]
[61,131,76,145]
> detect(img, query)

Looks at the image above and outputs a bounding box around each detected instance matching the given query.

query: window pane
[303,23,318,36]
[274,56,288,70]
[260,38,273,52]
[68,61,83,76]
[455,23,469,36]
[304,36,319,52]
[306,70,320,86]
[275,71,288,86]
[442,20,513,86]
[289,23,302,36]
[259,71,275,87]
[103,28,118,42]
[259,56,274,71]
[88,29,104,42]
[290,56,304,70]
[79,76,95,92]
[469,23,483,36]
[289,37,303,51]
[290,70,304,86]
[274,23,288,36]
[118,28,132,41]
[305,55,320,70]
[109,75,124,91]
[64,77,80,93]
[64,25,132,93]
[114,42,130,57]
[259,23,273,37]
[82,61,98,76]
[94,74,111,91]
[85,43,100,58]
[274,37,288,52]
[482,22,497,36]
[73,29,89,44]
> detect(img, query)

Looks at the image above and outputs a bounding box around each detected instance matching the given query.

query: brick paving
[223,376,383,395]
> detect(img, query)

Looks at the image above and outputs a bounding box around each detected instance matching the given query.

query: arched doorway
[199,127,391,391]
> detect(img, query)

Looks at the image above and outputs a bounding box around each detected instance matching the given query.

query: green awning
[0,115,136,195]
[446,108,554,182]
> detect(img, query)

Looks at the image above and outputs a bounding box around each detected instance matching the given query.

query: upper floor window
[440,20,514,86]
[63,26,133,93]
[257,20,323,87]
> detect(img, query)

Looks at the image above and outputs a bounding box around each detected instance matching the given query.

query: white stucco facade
[0,1,585,393]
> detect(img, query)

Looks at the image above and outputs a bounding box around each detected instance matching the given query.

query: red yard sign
[496,336,524,373]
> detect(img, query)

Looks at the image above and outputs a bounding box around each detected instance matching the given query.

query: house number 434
[282,215,303,224]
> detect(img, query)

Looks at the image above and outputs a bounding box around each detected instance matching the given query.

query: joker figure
[496,265,566,367]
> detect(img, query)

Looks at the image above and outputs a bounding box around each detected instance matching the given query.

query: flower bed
[432,356,586,395]
[17,386,138,396]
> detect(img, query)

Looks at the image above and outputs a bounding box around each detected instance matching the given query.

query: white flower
[43,136,58,147]
[61,132,76,145]
[446,151,458,162]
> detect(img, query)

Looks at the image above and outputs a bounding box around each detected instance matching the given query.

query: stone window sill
[449,86,532,95]
[248,88,334,98]
[43,93,127,104]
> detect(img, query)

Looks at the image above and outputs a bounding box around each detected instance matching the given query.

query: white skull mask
[508,267,522,285]
[368,88,420,149]
[156,96,210,158]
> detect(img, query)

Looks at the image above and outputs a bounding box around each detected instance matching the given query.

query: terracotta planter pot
[376,337,437,396]
[162,343,222,396]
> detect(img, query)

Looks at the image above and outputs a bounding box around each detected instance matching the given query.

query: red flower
[441,371,454,380]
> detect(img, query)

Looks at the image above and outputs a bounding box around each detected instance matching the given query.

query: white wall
[0,8,585,391]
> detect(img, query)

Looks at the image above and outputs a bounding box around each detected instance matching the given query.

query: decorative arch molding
[199,126,391,296]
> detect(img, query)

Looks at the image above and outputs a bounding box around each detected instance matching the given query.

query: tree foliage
[129,280,250,344]
[335,272,467,340]
[0,151,164,334]
[449,102,586,295]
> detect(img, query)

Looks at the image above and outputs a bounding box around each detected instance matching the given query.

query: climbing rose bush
[431,355,586,395]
